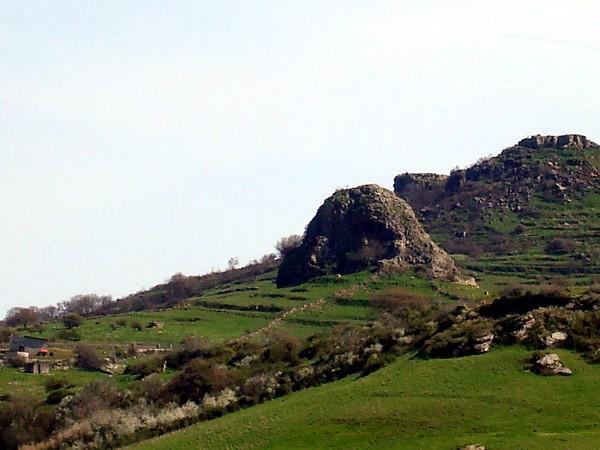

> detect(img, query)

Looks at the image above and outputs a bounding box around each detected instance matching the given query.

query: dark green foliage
[63,313,84,329]
[56,327,81,341]
[0,398,57,450]
[369,287,433,318]
[546,237,578,255]
[167,359,235,404]
[479,286,571,318]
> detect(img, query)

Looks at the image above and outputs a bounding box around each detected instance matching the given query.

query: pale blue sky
[2,1,600,317]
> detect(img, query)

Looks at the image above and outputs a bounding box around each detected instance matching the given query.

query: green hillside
[395,139,600,286]
[128,347,600,450]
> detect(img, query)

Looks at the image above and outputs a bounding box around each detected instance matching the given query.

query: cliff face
[276,184,458,287]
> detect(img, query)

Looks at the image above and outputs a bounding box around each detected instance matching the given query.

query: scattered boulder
[423,319,495,358]
[459,445,486,450]
[531,353,572,376]
[276,184,458,287]
[543,331,568,348]
[147,320,165,329]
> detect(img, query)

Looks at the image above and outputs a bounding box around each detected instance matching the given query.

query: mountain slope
[394,134,600,283]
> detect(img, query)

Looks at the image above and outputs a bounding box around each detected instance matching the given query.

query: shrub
[369,288,433,318]
[262,331,302,364]
[116,318,128,327]
[56,328,81,341]
[125,356,166,379]
[546,238,578,255]
[422,319,494,358]
[130,320,143,331]
[74,344,104,371]
[167,359,235,404]
[0,327,13,343]
[0,397,56,449]
[58,380,121,422]
[63,313,84,329]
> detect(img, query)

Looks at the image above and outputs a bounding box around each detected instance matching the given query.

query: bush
[116,318,128,327]
[0,397,56,449]
[59,380,121,422]
[131,320,143,331]
[74,344,104,371]
[125,356,166,379]
[422,320,494,358]
[56,328,81,341]
[546,238,578,255]
[369,288,433,318]
[262,331,302,364]
[167,359,235,404]
[63,313,84,329]
[0,327,13,343]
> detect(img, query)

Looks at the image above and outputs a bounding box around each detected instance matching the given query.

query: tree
[275,235,303,257]
[64,294,113,317]
[227,257,239,270]
[63,313,84,329]
[4,308,40,329]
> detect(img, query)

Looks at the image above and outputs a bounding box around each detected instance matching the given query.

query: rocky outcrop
[518,134,599,150]
[394,173,448,197]
[531,353,573,376]
[276,184,458,287]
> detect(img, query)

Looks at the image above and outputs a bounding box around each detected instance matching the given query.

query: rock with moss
[276,184,458,287]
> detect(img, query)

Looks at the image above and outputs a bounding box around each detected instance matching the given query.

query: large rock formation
[518,134,599,150]
[276,184,458,287]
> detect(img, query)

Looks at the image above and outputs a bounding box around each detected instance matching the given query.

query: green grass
[129,347,600,450]
[33,308,276,345]
[22,269,484,349]
[0,367,107,401]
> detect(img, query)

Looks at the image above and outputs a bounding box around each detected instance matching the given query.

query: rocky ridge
[394,134,600,261]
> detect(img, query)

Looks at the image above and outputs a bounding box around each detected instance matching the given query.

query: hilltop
[394,134,600,283]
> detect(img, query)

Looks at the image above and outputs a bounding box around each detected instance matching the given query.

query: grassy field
[26,269,482,348]
[129,347,600,450]
[0,367,107,401]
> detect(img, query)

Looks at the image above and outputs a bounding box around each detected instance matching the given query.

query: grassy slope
[129,347,600,450]
[30,269,479,346]
[0,367,106,401]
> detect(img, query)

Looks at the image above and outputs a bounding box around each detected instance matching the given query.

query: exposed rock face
[276,184,458,287]
[518,134,599,150]
[393,173,448,198]
[531,353,573,376]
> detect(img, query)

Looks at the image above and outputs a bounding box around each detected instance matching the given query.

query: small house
[24,361,50,374]
[9,336,49,357]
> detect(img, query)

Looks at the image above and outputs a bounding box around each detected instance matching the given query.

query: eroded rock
[531,353,572,376]
[276,184,458,287]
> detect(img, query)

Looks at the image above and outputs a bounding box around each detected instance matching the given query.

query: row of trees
[3,294,114,329]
